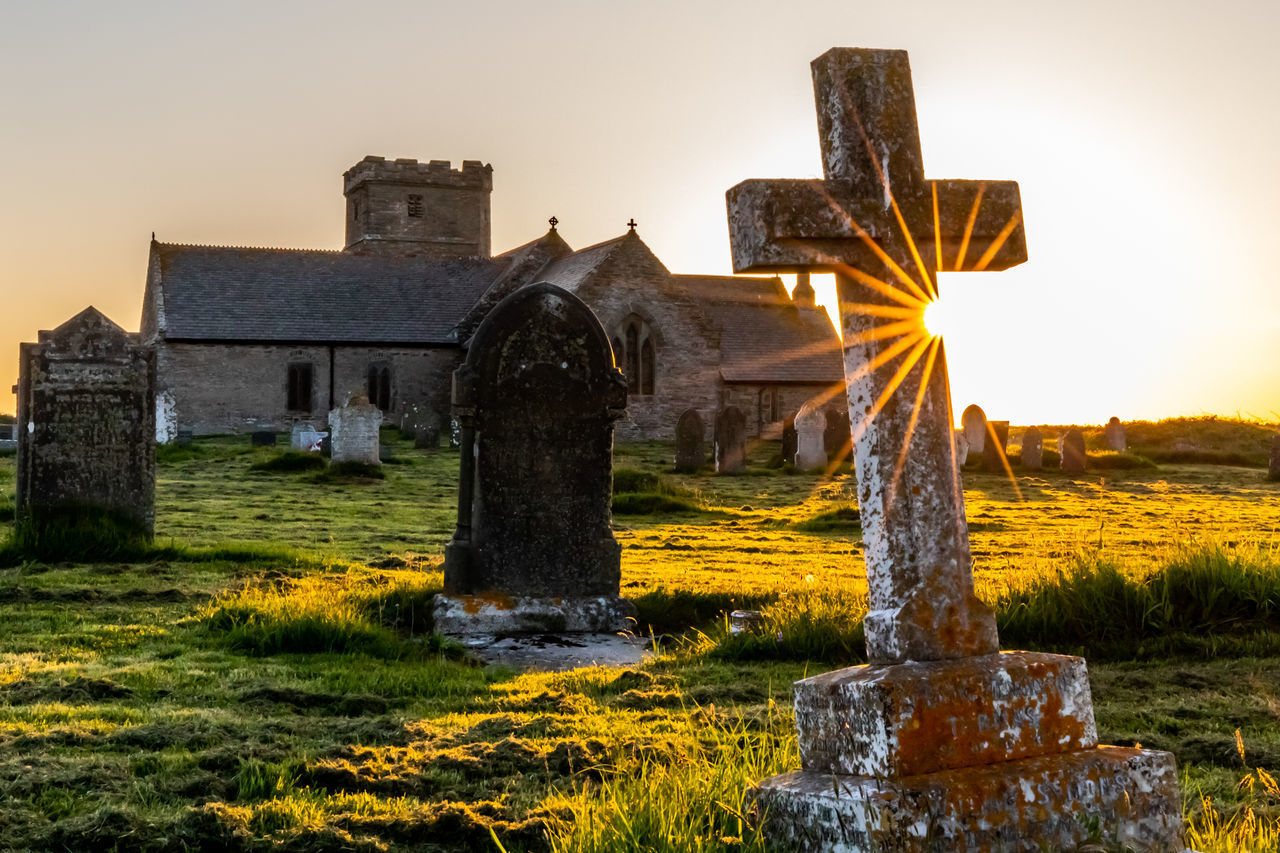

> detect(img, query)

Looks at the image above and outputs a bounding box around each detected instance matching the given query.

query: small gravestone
[982,420,1010,471]
[953,430,969,466]
[401,403,441,449]
[824,407,853,464]
[16,306,156,534]
[176,428,194,447]
[781,413,798,464]
[1270,433,1280,481]
[436,282,632,636]
[1021,426,1044,470]
[674,409,706,473]
[1105,416,1126,452]
[794,401,828,472]
[251,430,276,447]
[714,406,747,474]
[328,393,381,465]
[0,425,14,441]
[1061,428,1087,475]
[961,404,987,455]
[290,422,323,452]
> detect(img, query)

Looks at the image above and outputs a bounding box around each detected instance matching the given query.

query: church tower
[342,156,493,258]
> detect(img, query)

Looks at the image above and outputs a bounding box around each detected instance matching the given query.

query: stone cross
[727,48,1027,664]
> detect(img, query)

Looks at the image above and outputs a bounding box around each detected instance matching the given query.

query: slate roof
[537,236,626,293]
[677,275,844,384]
[153,243,505,343]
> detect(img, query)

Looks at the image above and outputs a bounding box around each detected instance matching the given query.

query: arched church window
[612,337,624,366]
[640,337,655,395]
[624,325,640,395]
[616,317,657,397]
[758,388,781,425]
[367,362,393,412]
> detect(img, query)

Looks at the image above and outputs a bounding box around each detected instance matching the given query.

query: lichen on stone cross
[726,48,1028,665]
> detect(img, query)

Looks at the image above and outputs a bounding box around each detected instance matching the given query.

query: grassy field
[0,419,1278,851]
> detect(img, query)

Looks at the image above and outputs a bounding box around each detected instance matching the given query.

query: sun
[921,297,952,339]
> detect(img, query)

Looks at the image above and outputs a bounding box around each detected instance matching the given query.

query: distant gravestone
[290,422,323,452]
[251,430,276,447]
[176,428,193,447]
[1061,428,1087,475]
[1105,417,1126,452]
[16,306,156,534]
[328,393,382,465]
[1270,433,1280,482]
[1020,426,1044,470]
[982,420,1010,471]
[436,283,632,635]
[714,406,747,474]
[824,407,853,464]
[401,403,441,449]
[961,404,987,455]
[781,413,798,465]
[674,409,706,473]
[0,425,14,441]
[953,430,969,466]
[794,401,828,472]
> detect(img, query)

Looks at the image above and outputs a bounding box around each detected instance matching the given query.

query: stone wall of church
[576,240,723,442]
[721,382,848,439]
[157,342,460,436]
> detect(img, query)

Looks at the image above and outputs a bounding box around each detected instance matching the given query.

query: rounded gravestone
[794,400,828,472]
[982,420,1010,471]
[674,409,706,473]
[715,406,747,474]
[961,404,987,455]
[1060,428,1087,475]
[1104,417,1126,452]
[1020,426,1044,470]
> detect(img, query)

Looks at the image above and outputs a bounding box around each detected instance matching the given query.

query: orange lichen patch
[460,591,518,614]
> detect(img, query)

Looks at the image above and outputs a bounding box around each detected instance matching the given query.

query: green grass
[249,451,327,473]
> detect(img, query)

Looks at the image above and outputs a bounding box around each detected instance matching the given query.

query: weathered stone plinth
[432,594,635,636]
[754,747,1184,853]
[795,652,1096,778]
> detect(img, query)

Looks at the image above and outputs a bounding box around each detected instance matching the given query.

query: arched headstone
[1104,417,1126,452]
[329,393,381,464]
[714,406,747,474]
[1020,427,1044,470]
[1060,428,1087,475]
[674,409,706,473]
[961,404,987,455]
[436,283,632,634]
[794,401,828,472]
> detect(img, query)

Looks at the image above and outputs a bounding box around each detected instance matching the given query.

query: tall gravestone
[16,307,156,534]
[1105,416,1127,451]
[727,48,1182,851]
[1020,426,1044,470]
[982,419,1010,471]
[961,403,987,455]
[823,406,853,464]
[435,283,633,634]
[1061,428,1087,475]
[714,406,746,474]
[328,393,381,464]
[781,413,798,465]
[674,409,706,473]
[793,400,828,472]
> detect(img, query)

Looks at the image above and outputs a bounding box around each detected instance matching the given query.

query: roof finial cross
[548,216,558,231]
[626,218,637,232]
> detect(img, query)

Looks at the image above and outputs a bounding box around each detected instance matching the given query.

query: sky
[1,0,1277,426]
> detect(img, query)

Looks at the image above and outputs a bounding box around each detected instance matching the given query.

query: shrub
[310,461,386,483]
[1086,451,1158,470]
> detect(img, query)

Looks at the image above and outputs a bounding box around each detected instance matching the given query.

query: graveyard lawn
[0,424,1278,850]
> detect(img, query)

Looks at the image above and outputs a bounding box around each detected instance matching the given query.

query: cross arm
[929,179,1027,273]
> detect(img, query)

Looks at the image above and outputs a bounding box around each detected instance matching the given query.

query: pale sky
[2,0,1277,425]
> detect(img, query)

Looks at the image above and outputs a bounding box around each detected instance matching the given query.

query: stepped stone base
[796,652,1097,777]
[432,594,635,635]
[752,746,1184,852]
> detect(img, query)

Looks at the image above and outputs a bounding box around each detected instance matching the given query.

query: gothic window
[758,388,780,425]
[287,363,313,413]
[616,317,656,396]
[407,194,424,218]
[367,362,392,412]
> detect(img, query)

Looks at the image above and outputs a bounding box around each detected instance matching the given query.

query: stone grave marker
[674,408,706,473]
[823,406,853,464]
[290,422,324,452]
[176,428,193,447]
[961,403,987,455]
[401,403,441,449]
[1105,416,1127,451]
[793,400,828,471]
[328,393,382,465]
[251,430,276,447]
[1270,432,1280,481]
[435,282,633,635]
[714,406,747,474]
[953,429,969,465]
[781,412,798,464]
[16,306,156,534]
[982,419,1010,471]
[1020,426,1044,470]
[1061,428,1087,475]
[727,47,1182,850]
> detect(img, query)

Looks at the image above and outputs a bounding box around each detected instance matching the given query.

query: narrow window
[612,337,624,367]
[640,337,655,395]
[624,324,639,394]
[367,363,393,411]
[770,390,780,422]
[287,363,313,412]
[407,194,425,218]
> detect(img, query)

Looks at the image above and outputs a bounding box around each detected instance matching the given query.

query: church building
[139,155,844,442]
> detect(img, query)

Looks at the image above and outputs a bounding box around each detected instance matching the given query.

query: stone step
[795,651,1097,778]
[753,746,1184,852]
